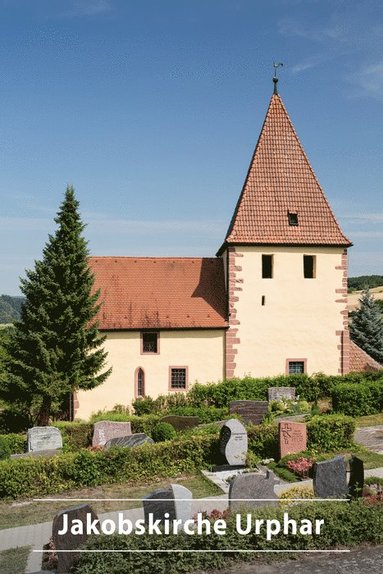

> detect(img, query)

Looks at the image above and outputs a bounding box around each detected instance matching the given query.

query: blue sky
[1,0,382,294]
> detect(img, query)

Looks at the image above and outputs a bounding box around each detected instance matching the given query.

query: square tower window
[288,212,299,226]
[142,332,159,353]
[303,255,316,278]
[287,360,306,374]
[262,254,273,278]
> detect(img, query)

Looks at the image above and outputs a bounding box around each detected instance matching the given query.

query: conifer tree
[350,288,383,364]
[1,187,111,426]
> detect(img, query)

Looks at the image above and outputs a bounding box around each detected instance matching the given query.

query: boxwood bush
[331,381,383,417]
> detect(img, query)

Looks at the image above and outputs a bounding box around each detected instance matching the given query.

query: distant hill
[348,275,383,291]
[0,295,24,324]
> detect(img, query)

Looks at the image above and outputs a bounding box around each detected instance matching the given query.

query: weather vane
[273,62,284,94]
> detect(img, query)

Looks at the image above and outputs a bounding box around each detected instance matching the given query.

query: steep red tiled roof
[349,340,382,372]
[219,94,351,252]
[89,257,228,330]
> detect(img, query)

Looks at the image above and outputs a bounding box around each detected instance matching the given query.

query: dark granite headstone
[92,420,132,447]
[219,419,248,466]
[313,455,348,498]
[27,427,62,452]
[349,455,364,499]
[104,433,154,450]
[161,415,200,430]
[268,387,296,402]
[279,421,307,458]
[229,400,268,425]
[52,504,98,574]
[229,470,279,510]
[143,484,192,524]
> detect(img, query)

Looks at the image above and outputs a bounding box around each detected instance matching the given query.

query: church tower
[217,81,352,378]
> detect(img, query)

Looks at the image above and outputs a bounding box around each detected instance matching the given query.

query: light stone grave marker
[143,484,193,524]
[27,426,62,452]
[92,420,132,447]
[219,418,248,466]
[268,387,296,402]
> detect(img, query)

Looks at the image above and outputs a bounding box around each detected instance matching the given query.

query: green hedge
[0,433,26,459]
[73,499,383,574]
[331,381,383,417]
[307,414,355,451]
[0,435,219,499]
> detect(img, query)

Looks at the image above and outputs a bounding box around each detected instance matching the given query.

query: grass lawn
[356,413,383,427]
[0,472,222,531]
[0,546,30,574]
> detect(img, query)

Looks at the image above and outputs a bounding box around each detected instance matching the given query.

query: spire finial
[273,62,283,95]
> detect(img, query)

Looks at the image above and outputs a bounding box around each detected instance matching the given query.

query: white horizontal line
[32,498,349,502]
[34,549,351,554]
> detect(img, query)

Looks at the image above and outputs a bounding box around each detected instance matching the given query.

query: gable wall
[76,329,225,420]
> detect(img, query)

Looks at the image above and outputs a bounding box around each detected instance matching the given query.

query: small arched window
[136,368,145,398]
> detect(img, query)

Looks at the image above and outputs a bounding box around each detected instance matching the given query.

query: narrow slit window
[136,368,145,397]
[288,212,299,226]
[303,255,316,279]
[262,255,273,278]
[261,295,266,306]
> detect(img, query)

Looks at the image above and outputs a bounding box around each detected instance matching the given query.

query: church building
[75,81,379,420]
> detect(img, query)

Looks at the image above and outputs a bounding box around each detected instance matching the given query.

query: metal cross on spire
[273,62,283,94]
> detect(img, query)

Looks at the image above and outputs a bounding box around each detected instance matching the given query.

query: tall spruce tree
[350,288,383,364]
[1,187,111,426]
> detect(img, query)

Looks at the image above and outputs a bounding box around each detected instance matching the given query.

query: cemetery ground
[1,374,383,573]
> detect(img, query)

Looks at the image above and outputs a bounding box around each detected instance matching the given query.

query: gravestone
[92,420,132,447]
[229,400,268,425]
[27,427,62,452]
[349,455,364,499]
[268,387,296,402]
[161,415,200,430]
[219,419,248,466]
[229,470,279,510]
[104,433,154,450]
[279,421,307,458]
[313,455,348,498]
[143,484,193,524]
[52,504,98,574]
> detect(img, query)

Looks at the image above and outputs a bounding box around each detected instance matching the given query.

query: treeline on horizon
[0,274,382,324]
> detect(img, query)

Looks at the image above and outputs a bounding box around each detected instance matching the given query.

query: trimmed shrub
[72,499,383,574]
[307,414,355,451]
[0,435,219,499]
[0,433,26,458]
[151,422,177,442]
[132,397,156,416]
[331,381,383,417]
[55,422,93,451]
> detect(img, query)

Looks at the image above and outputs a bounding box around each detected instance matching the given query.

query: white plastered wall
[76,330,225,420]
[231,246,346,377]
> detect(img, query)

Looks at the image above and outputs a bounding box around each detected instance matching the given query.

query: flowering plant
[285,457,314,478]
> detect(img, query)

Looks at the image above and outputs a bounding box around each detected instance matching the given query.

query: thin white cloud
[342,213,383,224]
[346,62,383,99]
[278,18,346,43]
[59,0,112,18]
[87,217,225,235]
